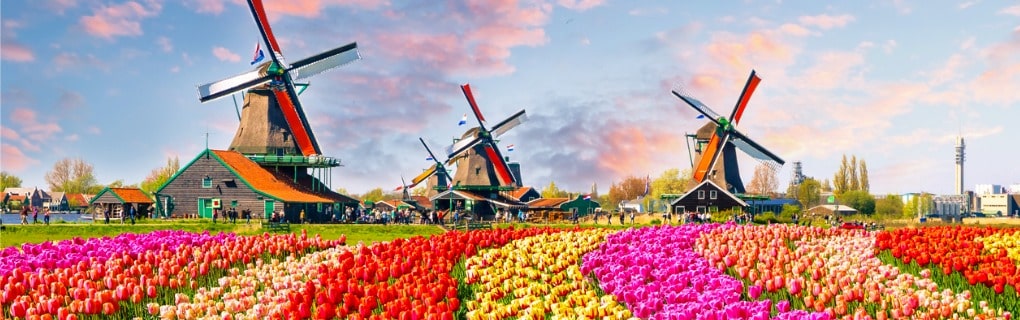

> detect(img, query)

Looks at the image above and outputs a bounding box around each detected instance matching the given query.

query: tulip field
[1,224,1018,319]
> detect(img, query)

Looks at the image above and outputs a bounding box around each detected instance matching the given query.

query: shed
[89,187,154,218]
[670,180,748,214]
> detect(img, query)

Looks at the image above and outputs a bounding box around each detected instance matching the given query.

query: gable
[671,180,748,208]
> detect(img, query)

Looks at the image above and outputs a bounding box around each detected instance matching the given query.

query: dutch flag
[250,42,265,65]
[583,194,591,201]
[426,156,434,161]
[458,114,467,126]
[507,144,515,152]
[696,114,706,119]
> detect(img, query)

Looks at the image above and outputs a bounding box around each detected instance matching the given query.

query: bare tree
[859,160,869,192]
[745,163,779,197]
[44,157,99,194]
[140,156,181,195]
[833,154,850,194]
[607,176,647,208]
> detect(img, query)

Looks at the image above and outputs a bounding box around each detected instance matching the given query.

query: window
[202,177,213,188]
[231,200,238,208]
[697,206,707,213]
[677,206,685,214]
[710,190,717,200]
[710,206,719,212]
[224,180,238,188]
[276,148,285,156]
[698,190,705,199]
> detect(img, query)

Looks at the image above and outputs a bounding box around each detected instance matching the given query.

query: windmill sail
[490,110,528,138]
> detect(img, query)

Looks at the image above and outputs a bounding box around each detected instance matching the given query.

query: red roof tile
[212,150,334,203]
[109,188,154,203]
[509,186,534,200]
[527,198,569,208]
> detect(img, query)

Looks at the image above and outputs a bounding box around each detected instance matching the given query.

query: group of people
[493,208,528,223]
[592,210,634,225]
[213,207,251,224]
[19,206,49,225]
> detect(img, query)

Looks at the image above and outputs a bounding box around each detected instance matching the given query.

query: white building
[978,193,1012,215]
[975,184,1003,195]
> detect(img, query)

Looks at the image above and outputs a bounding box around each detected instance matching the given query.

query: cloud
[778,23,812,37]
[628,6,668,16]
[87,126,102,134]
[156,36,173,52]
[52,52,109,72]
[10,108,63,142]
[65,134,80,141]
[46,0,78,14]
[999,5,1020,16]
[0,144,37,172]
[797,14,855,30]
[79,0,162,39]
[212,46,241,62]
[261,0,391,19]
[0,42,35,62]
[57,90,86,110]
[184,0,229,14]
[959,1,978,9]
[557,0,605,11]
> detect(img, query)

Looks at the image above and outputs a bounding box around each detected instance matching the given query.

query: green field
[0,219,446,248]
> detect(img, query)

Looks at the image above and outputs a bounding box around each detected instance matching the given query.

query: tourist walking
[32,206,38,224]
[104,208,110,224]
[129,205,136,225]
[20,206,29,225]
[44,208,50,225]
[299,209,305,224]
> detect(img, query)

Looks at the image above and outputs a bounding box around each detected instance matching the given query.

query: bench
[263,221,291,232]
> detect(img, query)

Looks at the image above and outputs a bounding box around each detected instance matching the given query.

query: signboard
[827,195,835,204]
[211,198,221,209]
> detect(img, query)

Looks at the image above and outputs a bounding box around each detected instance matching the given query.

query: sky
[1,0,1019,196]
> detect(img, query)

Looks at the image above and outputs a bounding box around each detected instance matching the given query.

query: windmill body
[674,70,785,195]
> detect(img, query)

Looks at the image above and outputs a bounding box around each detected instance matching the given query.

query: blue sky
[2,0,1018,196]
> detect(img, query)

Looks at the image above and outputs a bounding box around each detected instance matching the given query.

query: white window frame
[698,190,705,199]
[710,190,717,200]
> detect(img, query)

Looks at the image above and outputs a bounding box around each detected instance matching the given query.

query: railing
[245,154,342,167]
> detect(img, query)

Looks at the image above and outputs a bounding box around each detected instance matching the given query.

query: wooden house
[508,186,541,203]
[47,192,68,211]
[670,180,748,215]
[89,187,154,218]
[156,149,358,223]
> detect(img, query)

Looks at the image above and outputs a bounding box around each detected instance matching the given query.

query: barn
[155,149,358,223]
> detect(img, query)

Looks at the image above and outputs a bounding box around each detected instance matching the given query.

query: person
[299,209,305,224]
[243,208,251,224]
[20,206,29,225]
[212,208,218,224]
[630,211,635,224]
[104,207,110,224]
[129,205,136,225]
[32,206,38,224]
[619,211,624,224]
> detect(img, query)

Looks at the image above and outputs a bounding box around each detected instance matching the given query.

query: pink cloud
[0,144,37,172]
[797,14,855,30]
[261,0,390,19]
[999,5,1020,16]
[557,0,605,11]
[11,108,63,142]
[0,42,35,62]
[46,0,78,14]
[212,46,241,62]
[79,0,162,39]
[156,36,173,52]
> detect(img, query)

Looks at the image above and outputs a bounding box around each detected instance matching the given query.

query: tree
[848,155,859,192]
[838,190,875,215]
[541,181,568,198]
[1,171,22,191]
[335,187,350,196]
[607,176,647,209]
[874,194,902,218]
[411,185,428,197]
[833,154,850,194]
[45,158,99,194]
[650,168,690,199]
[140,157,180,195]
[821,178,833,192]
[107,180,128,188]
[361,188,385,203]
[745,164,779,197]
[858,160,869,192]
[795,178,821,208]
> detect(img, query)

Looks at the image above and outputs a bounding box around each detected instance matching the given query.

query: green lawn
[0,220,445,249]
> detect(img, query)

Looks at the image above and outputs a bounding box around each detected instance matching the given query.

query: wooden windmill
[196,0,360,158]
[444,84,528,188]
[672,70,785,194]
[396,137,453,198]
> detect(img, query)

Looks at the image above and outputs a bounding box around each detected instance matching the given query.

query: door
[198,199,213,218]
[264,200,275,220]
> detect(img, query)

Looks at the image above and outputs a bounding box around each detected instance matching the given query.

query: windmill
[196,0,360,157]
[396,137,453,198]
[444,84,528,188]
[672,70,785,194]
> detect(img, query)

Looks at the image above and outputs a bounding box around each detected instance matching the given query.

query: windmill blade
[703,133,732,182]
[247,0,286,65]
[672,90,725,127]
[270,87,320,155]
[728,129,785,170]
[197,70,271,103]
[409,164,439,187]
[490,110,528,139]
[288,42,361,81]
[445,135,483,163]
[420,137,445,166]
[401,176,408,188]
[692,132,725,183]
[481,144,515,186]
[728,70,761,126]
[460,84,488,128]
